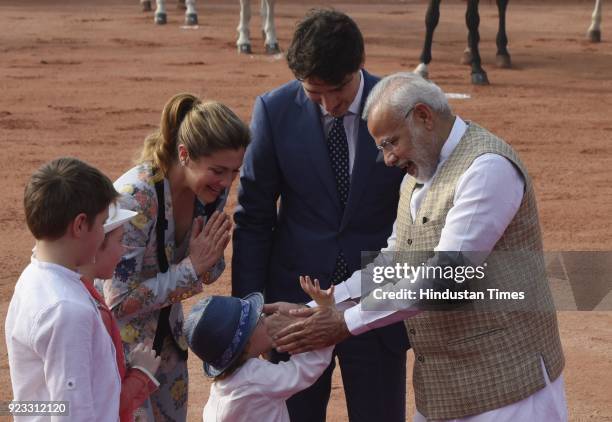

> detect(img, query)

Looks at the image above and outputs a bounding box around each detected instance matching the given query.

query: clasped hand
[188,211,231,282]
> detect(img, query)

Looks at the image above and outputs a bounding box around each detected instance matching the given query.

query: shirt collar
[320,69,364,118]
[438,115,467,164]
[30,255,85,285]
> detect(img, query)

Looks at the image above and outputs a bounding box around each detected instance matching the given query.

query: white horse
[237,0,280,54]
[140,0,280,54]
[587,0,603,42]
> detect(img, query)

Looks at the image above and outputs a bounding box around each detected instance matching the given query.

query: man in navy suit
[232,9,409,421]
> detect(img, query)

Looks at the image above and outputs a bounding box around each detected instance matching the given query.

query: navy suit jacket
[232,70,409,353]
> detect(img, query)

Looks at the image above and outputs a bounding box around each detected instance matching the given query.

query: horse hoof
[588,30,601,43]
[154,13,167,25]
[142,0,152,12]
[185,13,198,26]
[238,44,252,54]
[461,48,473,65]
[414,63,429,79]
[471,71,489,85]
[265,43,281,55]
[496,53,512,69]
[177,0,186,10]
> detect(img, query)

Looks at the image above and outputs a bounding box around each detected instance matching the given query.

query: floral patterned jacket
[97,162,226,355]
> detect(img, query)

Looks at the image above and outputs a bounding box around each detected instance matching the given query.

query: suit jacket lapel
[295,87,342,213]
[341,71,379,230]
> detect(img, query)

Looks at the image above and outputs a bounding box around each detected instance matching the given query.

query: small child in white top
[185,276,342,422]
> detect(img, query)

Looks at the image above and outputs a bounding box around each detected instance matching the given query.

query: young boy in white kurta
[185,277,342,422]
[5,158,121,421]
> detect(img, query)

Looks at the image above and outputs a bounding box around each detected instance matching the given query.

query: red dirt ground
[1,0,611,420]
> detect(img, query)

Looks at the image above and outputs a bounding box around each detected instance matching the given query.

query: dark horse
[414,0,511,85]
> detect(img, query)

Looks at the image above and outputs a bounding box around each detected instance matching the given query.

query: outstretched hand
[299,276,335,307]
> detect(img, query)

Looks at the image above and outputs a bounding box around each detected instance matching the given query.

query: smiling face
[368,104,441,183]
[179,146,245,203]
[301,71,361,117]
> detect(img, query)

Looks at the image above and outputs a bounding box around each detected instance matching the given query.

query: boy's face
[247,315,273,356]
[94,226,126,279]
[76,209,108,267]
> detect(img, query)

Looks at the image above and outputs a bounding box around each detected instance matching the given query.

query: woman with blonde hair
[97,93,250,421]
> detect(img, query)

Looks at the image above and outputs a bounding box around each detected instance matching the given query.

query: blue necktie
[326,116,350,284]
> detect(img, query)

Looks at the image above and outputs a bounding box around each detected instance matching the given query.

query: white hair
[362,72,451,121]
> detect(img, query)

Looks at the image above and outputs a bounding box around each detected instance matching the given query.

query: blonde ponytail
[139,93,249,177]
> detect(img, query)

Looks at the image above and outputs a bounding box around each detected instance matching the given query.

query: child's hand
[300,276,335,307]
[129,338,161,375]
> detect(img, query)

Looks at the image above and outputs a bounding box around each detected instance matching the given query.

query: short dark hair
[286,9,364,86]
[24,157,118,240]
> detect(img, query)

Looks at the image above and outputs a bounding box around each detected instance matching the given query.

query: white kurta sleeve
[32,302,98,420]
[249,347,334,399]
[343,154,525,335]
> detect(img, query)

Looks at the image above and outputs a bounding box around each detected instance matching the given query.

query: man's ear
[71,213,89,238]
[413,103,435,131]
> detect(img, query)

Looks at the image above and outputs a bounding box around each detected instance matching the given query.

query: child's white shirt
[203,346,333,422]
[5,257,121,421]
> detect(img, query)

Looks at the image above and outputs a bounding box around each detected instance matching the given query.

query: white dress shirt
[203,347,333,422]
[5,257,121,421]
[320,69,365,175]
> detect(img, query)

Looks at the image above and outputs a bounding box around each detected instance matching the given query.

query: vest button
[417,355,425,363]
[407,239,413,245]
[409,328,416,335]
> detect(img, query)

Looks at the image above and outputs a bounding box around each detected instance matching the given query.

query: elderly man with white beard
[266,72,568,421]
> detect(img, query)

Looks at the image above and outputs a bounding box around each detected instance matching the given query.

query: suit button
[407,239,413,245]
[417,355,424,363]
[409,328,416,335]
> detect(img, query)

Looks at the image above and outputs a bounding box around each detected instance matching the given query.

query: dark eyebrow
[210,165,241,172]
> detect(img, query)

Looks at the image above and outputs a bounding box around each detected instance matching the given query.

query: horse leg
[466,0,489,85]
[141,0,152,12]
[495,0,511,68]
[237,0,253,54]
[184,0,198,25]
[415,0,442,79]
[263,0,280,54]
[155,0,167,24]
[260,0,267,40]
[587,0,602,42]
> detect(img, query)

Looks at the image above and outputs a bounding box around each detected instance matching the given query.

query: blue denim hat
[184,292,264,378]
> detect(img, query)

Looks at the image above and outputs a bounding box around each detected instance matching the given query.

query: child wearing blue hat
[185,276,339,422]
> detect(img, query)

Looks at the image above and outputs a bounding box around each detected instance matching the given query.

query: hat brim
[203,292,264,378]
[104,208,138,234]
